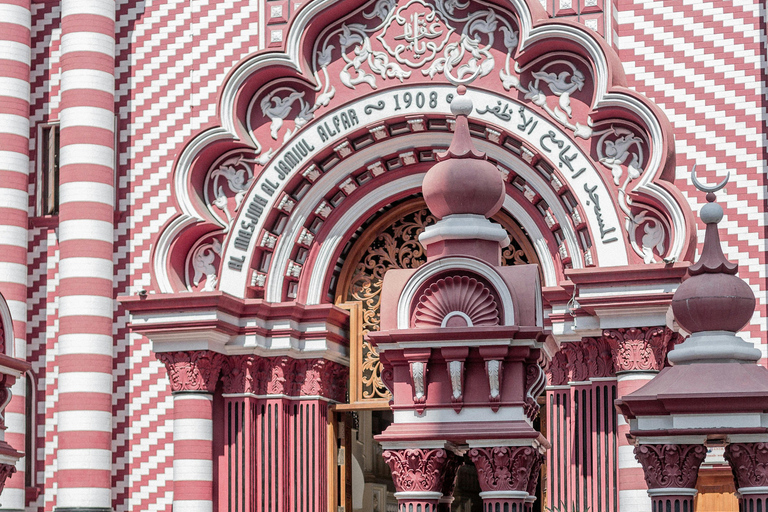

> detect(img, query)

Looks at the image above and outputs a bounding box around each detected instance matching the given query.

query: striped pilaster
[173,394,214,512]
[0,0,31,508]
[55,0,116,510]
[616,374,654,511]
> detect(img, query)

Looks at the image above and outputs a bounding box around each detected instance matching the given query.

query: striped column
[0,0,32,508]
[605,327,677,512]
[56,0,116,509]
[157,351,225,512]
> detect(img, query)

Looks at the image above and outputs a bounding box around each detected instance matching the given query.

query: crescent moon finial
[691,165,729,194]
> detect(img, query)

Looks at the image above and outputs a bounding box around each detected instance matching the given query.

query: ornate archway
[122,0,699,510]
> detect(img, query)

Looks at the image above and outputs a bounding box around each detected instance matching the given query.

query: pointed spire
[687,166,737,275]
[436,86,485,161]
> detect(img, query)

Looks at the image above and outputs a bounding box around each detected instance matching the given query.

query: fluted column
[0,0,31,506]
[468,445,541,512]
[158,351,225,512]
[382,447,452,512]
[725,443,768,511]
[605,327,677,511]
[55,0,116,509]
[633,444,707,512]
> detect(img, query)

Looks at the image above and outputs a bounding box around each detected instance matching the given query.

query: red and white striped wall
[56,0,115,508]
[0,0,31,506]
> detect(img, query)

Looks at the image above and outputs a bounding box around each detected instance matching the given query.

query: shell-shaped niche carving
[413,276,500,328]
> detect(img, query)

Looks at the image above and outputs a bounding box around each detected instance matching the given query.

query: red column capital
[157,350,226,393]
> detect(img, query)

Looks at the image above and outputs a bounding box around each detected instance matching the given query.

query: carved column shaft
[633,444,707,512]
[725,443,768,511]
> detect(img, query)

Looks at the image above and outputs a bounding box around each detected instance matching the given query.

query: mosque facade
[0,0,765,510]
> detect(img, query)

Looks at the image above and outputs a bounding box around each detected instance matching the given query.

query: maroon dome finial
[671,166,755,334]
[422,87,505,220]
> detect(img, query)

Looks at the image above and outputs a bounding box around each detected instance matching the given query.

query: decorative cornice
[157,350,226,393]
[725,443,768,490]
[382,448,449,493]
[219,354,347,402]
[468,446,539,492]
[633,444,707,489]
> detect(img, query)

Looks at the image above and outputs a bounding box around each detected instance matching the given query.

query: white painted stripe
[619,489,650,510]
[60,69,114,93]
[56,488,112,508]
[172,501,213,512]
[0,4,31,26]
[0,188,28,211]
[60,144,114,167]
[59,372,112,394]
[0,262,27,285]
[0,41,30,65]
[61,32,115,57]
[173,394,213,403]
[5,412,25,436]
[58,410,112,432]
[58,295,114,318]
[0,77,30,101]
[173,460,213,481]
[6,300,24,328]
[57,449,112,470]
[0,151,29,174]
[1,487,24,510]
[59,219,114,244]
[59,257,113,279]
[0,113,28,138]
[57,106,115,131]
[59,182,114,206]
[61,0,115,20]
[173,418,213,442]
[618,444,642,469]
[58,333,113,356]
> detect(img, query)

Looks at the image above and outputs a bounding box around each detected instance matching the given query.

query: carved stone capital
[633,444,707,489]
[468,445,539,492]
[157,350,226,393]
[0,463,15,494]
[382,448,449,493]
[526,451,545,496]
[546,350,568,386]
[603,326,679,372]
[725,442,768,489]
[221,354,257,394]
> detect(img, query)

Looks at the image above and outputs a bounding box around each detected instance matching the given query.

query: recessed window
[38,124,59,216]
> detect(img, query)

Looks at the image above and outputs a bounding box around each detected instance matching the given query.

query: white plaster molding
[647,488,697,497]
[419,214,510,247]
[393,406,527,424]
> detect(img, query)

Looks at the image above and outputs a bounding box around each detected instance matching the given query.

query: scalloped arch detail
[413,275,500,328]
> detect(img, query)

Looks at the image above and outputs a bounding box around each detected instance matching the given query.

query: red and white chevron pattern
[616,0,768,505]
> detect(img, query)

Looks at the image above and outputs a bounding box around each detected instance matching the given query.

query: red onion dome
[422,86,505,220]
[671,180,755,334]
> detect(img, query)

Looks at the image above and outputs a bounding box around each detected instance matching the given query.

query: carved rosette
[633,444,707,489]
[382,448,449,493]
[468,446,539,492]
[157,350,227,393]
[724,442,768,489]
[604,327,678,372]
